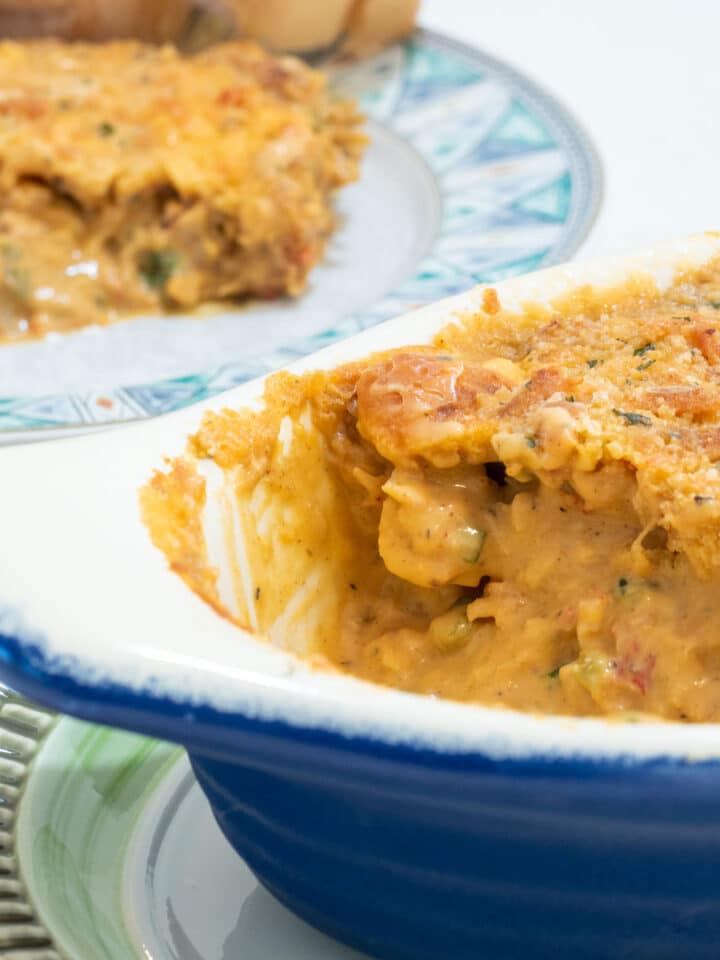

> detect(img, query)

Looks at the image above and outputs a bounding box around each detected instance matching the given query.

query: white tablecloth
[421,0,719,259]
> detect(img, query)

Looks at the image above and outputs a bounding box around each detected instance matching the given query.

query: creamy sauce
[142,259,720,721]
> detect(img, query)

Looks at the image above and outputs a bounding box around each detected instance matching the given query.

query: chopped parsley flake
[633,342,656,357]
[636,358,656,372]
[138,249,178,290]
[613,408,652,427]
[565,394,575,403]
[526,436,537,448]
[97,121,115,136]
[587,359,599,368]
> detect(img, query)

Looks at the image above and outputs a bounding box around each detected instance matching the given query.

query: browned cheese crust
[143,257,720,722]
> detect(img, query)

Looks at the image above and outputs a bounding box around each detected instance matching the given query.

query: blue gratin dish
[2,235,720,960]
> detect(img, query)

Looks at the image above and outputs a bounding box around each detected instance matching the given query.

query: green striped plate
[1,689,367,959]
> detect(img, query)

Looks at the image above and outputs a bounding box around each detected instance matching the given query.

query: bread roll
[0,0,75,38]
[343,0,420,54]
[0,0,196,42]
[233,0,353,52]
[0,0,418,52]
[227,0,420,53]
[73,0,195,42]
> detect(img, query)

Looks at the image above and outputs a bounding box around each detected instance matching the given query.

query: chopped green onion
[633,342,656,357]
[460,527,487,564]
[138,250,178,290]
[429,606,473,653]
[613,409,652,427]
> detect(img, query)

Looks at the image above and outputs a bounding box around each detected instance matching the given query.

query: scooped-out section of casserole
[142,256,720,721]
[0,40,365,341]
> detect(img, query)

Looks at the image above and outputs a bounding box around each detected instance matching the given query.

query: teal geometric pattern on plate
[0,30,601,433]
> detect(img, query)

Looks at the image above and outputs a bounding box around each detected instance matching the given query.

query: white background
[421,0,719,259]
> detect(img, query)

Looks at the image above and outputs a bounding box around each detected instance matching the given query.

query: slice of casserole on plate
[0,40,365,340]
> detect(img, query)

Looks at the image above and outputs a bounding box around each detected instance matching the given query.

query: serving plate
[2,236,720,960]
[0,29,600,438]
[0,696,367,959]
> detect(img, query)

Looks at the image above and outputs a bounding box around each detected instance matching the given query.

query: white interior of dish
[3,233,720,761]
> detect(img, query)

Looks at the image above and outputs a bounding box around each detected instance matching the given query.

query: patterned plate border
[0,29,601,436]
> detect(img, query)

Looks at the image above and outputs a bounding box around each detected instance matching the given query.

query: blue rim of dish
[0,28,602,435]
[0,609,710,775]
